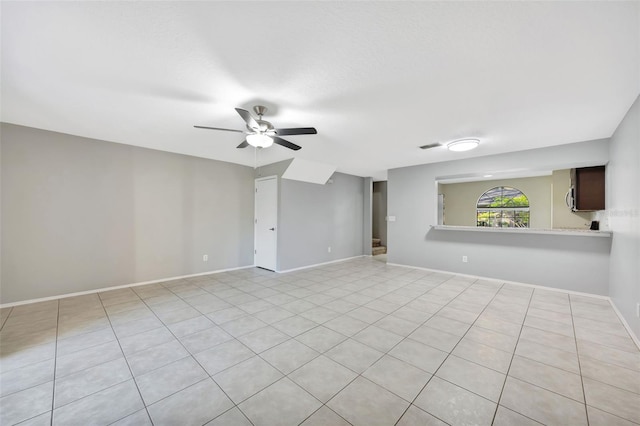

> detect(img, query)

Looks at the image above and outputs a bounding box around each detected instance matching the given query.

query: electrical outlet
[636,302,640,318]
[203,254,208,262]
[328,247,332,253]
[462,256,468,263]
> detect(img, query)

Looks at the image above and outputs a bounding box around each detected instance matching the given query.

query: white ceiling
[2,2,639,181]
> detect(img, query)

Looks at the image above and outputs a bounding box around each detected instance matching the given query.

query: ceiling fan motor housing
[253,120,274,133]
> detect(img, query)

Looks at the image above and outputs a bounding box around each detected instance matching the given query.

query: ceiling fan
[194,105,317,151]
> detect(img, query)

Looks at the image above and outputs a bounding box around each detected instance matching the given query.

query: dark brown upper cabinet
[570,166,605,211]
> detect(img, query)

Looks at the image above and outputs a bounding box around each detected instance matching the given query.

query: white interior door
[255,177,278,271]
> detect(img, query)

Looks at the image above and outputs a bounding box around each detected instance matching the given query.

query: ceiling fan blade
[237,140,249,149]
[235,108,260,130]
[194,125,244,133]
[273,136,301,151]
[274,127,317,136]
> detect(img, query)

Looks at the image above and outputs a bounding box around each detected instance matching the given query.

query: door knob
[269,227,275,231]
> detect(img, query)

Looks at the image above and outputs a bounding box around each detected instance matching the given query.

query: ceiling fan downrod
[253,105,268,118]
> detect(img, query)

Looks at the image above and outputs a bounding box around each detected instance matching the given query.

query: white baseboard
[387,262,639,349]
[3,258,637,350]
[1,256,365,307]
[386,262,610,299]
[0,264,255,308]
[277,255,366,273]
[609,300,640,350]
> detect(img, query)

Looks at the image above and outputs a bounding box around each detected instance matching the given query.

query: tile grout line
[0,309,60,396]
[0,265,259,310]
[289,266,443,426]
[390,277,509,425]
[0,331,58,422]
[49,300,60,426]
[515,300,623,404]
[1,272,476,388]
[296,405,354,426]
[565,356,640,395]
[212,264,437,424]
[194,265,407,366]
[0,307,14,331]
[96,292,154,425]
[240,265,374,426]
[229,272,376,424]
[489,287,535,425]
[515,301,640,380]
[440,282,625,421]
[564,297,640,423]
[527,302,636,353]
[216,269,358,426]
[415,279,511,424]
[141,271,335,423]
[523,299,640,393]
[568,293,590,426]
[133,289,258,426]
[5,259,635,425]
[1,265,449,422]
[516,288,640,353]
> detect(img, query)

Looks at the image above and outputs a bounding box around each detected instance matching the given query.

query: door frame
[254,175,278,271]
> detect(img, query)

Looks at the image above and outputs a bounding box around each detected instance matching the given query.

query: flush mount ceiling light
[447,138,480,152]
[246,133,273,148]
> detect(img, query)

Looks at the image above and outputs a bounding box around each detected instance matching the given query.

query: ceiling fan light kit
[246,133,273,148]
[195,105,317,151]
[447,138,480,152]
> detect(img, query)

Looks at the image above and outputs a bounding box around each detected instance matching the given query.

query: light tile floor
[1,257,639,425]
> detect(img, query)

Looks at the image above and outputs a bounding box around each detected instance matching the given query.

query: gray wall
[387,139,612,295]
[256,161,365,271]
[607,94,640,337]
[372,181,387,247]
[1,123,255,304]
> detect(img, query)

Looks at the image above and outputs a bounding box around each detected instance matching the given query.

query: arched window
[477,186,530,228]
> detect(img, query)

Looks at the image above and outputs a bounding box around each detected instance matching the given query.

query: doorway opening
[372,181,387,262]
[255,176,278,271]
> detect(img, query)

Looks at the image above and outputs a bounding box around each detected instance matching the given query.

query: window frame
[476,186,530,228]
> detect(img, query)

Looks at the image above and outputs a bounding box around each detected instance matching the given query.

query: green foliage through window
[477,186,530,228]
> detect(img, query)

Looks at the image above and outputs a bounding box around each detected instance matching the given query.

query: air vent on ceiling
[419,143,442,150]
